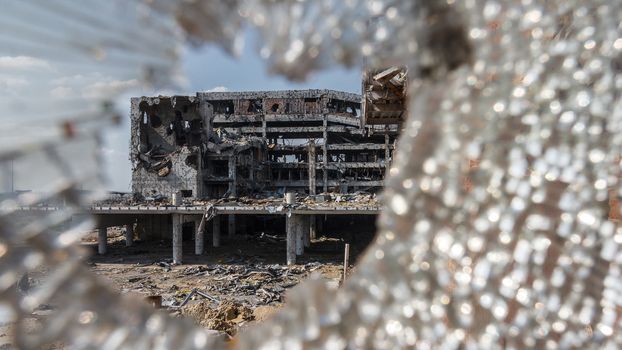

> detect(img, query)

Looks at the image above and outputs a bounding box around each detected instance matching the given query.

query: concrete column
[310,215,317,240]
[200,100,214,142]
[228,215,236,237]
[295,215,304,256]
[322,117,328,193]
[213,215,221,247]
[195,219,203,255]
[303,216,311,248]
[134,220,144,241]
[98,227,107,255]
[172,214,183,264]
[286,214,296,265]
[228,155,237,197]
[124,224,133,247]
[308,141,316,195]
[385,132,391,170]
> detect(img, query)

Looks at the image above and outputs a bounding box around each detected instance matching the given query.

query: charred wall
[130,96,202,199]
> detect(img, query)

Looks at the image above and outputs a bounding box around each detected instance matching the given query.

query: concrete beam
[172,214,183,264]
[98,227,107,255]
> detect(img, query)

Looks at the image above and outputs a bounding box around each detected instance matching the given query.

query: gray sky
[101,43,362,192]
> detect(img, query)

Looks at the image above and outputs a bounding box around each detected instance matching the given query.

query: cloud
[100,146,116,156]
[204,86,228,92]
[82,78,139,99]
[0,76,29,89]
[50,86,74,99]
[0,56,51,71]
[49,73,140,100]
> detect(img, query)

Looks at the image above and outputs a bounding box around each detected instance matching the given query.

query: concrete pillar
[286,214,296,265]
[322,117,328,193]
[213,215,221,247]
[308,141,316,195]
[195,219,203,255]
[384,133,391,168]
[98,227,107,255]
[200,100,214,142]
[295,215,304,256]
[124,224,133,247]
[228,156,237,197]
[303,216,311,248]
[310,215,317,240]
[172,214,183,264]
[228,214,236,237]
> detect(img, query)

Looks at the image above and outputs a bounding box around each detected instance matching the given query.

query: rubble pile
[181,300,253,335]
[172,262,325,307]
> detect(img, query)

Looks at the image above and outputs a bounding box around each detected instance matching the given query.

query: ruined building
[84,69,408,265]
[130,89,402,200]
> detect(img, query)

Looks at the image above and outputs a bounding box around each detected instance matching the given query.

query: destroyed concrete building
[130,89,401,200]
[82,69,408,265]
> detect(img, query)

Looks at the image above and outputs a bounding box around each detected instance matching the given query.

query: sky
[101,42,362,192]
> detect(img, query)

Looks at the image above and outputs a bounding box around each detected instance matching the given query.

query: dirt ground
[82,226,371,336]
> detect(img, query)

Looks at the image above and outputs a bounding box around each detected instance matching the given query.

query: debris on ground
[181,300,253,335]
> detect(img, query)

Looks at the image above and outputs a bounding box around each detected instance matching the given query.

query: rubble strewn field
[82,227,368,336]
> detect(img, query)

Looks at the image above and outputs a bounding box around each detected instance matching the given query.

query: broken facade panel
[362,66,408,125]
[130,89,400,200]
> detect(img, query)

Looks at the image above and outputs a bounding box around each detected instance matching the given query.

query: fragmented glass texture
[1,0,622,349]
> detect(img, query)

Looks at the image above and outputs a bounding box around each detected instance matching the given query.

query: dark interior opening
[150,114,162,128]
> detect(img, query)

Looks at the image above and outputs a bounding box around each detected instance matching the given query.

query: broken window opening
[185,154,198,169]
[150,115,162,128]
[247,99,263,113]
[180,189,193,197]
[212,100,234,114]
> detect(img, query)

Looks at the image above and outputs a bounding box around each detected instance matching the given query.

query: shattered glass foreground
[1,0,622,349]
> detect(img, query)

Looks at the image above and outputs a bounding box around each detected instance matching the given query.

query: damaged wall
[130,96,202,199]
